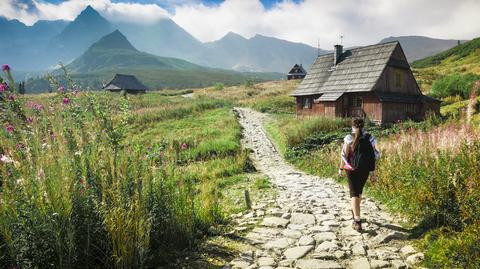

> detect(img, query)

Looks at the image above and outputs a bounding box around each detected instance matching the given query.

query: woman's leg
[351,196,361,220]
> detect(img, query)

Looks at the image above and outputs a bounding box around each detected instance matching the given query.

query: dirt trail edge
[225,107,425,269]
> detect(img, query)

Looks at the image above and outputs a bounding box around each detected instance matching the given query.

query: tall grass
[0,68,251,268]
[266,113,480,268]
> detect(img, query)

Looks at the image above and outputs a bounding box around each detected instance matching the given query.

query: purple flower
[58,86,65,93]
[181,143,188,150]
[63,97,70,105]
[2,64,10,72]
[0,83,6,93]
[7,93,14,101]
[26,117,33,124]
[5,124,14,134]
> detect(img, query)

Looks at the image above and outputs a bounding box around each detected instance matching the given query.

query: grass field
[0,69,272,268]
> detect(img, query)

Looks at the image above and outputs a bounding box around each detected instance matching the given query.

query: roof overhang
[315,92,344,102]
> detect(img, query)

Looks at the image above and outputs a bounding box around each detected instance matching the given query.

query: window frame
[303,97,312,109]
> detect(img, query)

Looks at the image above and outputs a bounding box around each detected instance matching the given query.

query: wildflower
[58,86,65,93]
[5,124,14,134]
[7,93,14,101]
[26,117,33,124]
[0,154,13,163]
[63,97,70,105]
[181,143,188,150]
[16,143,24,150]
[0,83,6,93]
[2,64,10,72]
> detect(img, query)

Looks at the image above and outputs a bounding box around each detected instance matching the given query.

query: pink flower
[26,117,33,124]
[58,86,65,93]
[181,143,188,150]
[0,154,13,163]
[16,143,24,150]
[63,97,70,105]
[0,83,6,93]
[5,124,14,134]
[2,64,10,72]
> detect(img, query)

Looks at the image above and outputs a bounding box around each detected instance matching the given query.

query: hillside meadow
[0,68,273,268]
[196,79,480,268]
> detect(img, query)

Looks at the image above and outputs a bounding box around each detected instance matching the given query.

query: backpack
[350,133,375,171]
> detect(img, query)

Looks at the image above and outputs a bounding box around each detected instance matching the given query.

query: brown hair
[352,118,365,151]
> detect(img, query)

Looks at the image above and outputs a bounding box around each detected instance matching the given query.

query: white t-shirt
[341,132,379,164]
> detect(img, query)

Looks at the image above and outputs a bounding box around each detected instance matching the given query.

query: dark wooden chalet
[287,64,307,80]
[290,42,440,124]
[103,74,148,94]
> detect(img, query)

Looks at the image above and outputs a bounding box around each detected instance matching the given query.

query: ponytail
[351,118,365,151]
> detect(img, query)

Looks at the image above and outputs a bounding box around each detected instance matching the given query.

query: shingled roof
[291,41,399,96]
[103,74,148,91]
[288,64,307,75]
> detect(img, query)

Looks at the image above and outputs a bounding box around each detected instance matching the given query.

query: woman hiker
[338,118,379,232]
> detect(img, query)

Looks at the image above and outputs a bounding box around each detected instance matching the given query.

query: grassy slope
[199,80,480,268]
[412,37,480,92]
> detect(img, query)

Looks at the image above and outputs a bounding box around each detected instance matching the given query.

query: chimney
[333,44,343,66]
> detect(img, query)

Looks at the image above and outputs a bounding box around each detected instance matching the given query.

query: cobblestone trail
[225,108,425,269]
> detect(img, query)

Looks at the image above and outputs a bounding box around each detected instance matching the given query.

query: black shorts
[346,169,370,197]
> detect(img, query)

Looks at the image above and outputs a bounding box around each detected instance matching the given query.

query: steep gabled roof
[291,42,399,96]
[288,64,307,75]
[103,74,148,91]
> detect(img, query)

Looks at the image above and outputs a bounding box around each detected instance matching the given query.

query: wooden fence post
[244,189,252,210]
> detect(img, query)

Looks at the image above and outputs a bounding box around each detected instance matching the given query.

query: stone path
[225,108,425,269]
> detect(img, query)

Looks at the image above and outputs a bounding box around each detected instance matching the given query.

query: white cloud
[0,0,170,25]
[171,0,480,48]
[1,0,479,48]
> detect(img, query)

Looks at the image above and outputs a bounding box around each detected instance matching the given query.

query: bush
[430,73,480,99]
[213,83,224,91]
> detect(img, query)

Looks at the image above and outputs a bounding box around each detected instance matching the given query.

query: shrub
[213,83,224,91]
[430,73,480,99]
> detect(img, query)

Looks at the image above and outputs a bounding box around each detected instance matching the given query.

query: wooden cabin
[103,74,148,94]
[287,64,307,80]
[290,42,441,124]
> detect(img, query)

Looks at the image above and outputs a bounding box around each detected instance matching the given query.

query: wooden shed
[290,42,441,124]
[287,64,307,80]
[103,74,148,94]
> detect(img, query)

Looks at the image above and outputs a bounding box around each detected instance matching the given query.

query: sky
[1,0,479,48]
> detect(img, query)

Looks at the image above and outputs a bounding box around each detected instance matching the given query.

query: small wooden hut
[287,64,307,80]
[103,74,148,94]
[290,42,441,124]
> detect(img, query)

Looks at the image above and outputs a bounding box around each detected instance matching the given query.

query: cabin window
[352,96,363,108]
[395,71,404,87]
[303,97,312,109]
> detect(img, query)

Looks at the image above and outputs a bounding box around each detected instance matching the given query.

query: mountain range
[1,5,467,75]
[379,36,465,62]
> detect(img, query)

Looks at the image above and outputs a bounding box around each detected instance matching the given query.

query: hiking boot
[352,219,362,232]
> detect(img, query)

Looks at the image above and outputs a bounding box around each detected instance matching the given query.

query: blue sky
[1,0,479,48]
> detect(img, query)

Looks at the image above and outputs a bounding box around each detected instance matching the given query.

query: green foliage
[253,177,271,190]
[430,73,480,99]
[0,69,254,268]
[214,82,225,91]
[412,37,480,68]
[244,80,255,88]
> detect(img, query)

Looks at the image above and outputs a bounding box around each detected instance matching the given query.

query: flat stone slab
[264,237,294,249]
[290,213,316,225]
[282,229,303,239]
[262,217,289,228]
[370,259,390,269]
[296,259,343,269]
[299,235,315,246]
[313,232,337,243]
[348,257,371,269]
[315,241,339,252]
[258,257,275,266]
[284,245,314,260]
